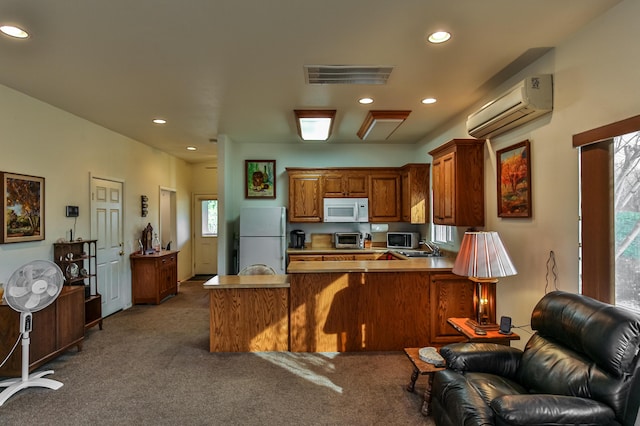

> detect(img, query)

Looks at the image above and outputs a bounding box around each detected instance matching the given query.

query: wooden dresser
[0,285,85,377]
[130,250,179,304]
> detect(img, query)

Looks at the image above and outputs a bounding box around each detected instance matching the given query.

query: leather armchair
[431,291,640,426]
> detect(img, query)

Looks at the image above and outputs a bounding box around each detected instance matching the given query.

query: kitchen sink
[395,250,441,258]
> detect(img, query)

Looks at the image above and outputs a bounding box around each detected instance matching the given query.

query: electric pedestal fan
[0,260,65,406]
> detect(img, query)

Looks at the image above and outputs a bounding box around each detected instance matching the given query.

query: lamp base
[465,318,500,331]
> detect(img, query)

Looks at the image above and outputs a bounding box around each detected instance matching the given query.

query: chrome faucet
[422,241,441,257]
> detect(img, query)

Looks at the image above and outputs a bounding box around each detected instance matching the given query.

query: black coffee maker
[290,229,305,248]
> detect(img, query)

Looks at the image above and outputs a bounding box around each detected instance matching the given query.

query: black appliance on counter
[290,229,305,248]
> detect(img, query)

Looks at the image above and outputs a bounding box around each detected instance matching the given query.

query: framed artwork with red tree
[496,140,531,218]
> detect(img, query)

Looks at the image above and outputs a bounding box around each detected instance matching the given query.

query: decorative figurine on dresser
[130,223,179,304]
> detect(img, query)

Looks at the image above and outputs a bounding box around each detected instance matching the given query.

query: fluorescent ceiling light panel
[357,110,411,141]
[294,110,336,141]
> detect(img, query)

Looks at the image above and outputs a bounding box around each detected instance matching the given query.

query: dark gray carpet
[0,281,435,425]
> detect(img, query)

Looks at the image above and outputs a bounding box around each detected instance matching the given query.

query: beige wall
[220,0,640,347]
[415,0,640,347]
[0,84,194,308]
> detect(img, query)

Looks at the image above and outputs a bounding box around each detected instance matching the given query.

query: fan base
[0,370,63,406]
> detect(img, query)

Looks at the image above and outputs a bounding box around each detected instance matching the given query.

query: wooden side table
[403,348,446,416]
[447,317,520,346]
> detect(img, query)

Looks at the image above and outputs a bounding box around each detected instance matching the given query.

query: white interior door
[194,194,218,275]
[91,177,125,317]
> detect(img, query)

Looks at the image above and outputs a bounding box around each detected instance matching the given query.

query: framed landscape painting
[245,160,276,199]
[496,141,531,218]
[2,172,45,243]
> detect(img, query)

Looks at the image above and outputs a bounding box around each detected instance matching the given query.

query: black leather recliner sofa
[431,291,640,426]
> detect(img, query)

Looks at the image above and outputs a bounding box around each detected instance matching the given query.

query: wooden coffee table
[403,347,446,416]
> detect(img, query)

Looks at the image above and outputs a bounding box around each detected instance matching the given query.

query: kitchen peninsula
[206,250,483,353]
[287,253,475,352]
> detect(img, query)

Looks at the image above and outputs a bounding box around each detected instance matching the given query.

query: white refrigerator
[239,206,287,274]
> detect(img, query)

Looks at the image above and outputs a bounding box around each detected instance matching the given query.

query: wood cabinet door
[358,272,429,350]
[56,286,85,348]
[401,164,430,224]
[344,173,368,197]
[429,273,475,344]
[430,139,485,227]
[288,173,323,222]
[432,152,456,225]
[322,171,368,198]
[322,173,345,197]
[369,173,401,222]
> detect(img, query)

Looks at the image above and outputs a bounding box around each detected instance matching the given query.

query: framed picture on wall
[1,172,45,243]
[496,140,531,218]
[245,160,276,199]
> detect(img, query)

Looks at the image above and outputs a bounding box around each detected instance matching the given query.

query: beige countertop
[203,274,290,289]
[286,256,455,273]
[287,247,390,254]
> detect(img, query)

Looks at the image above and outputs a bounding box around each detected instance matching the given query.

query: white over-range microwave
[323,198,369,223]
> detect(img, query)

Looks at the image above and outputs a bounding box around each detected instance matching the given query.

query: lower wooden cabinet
[290,272,435,351]
[130,250,179,304]
[0,286,85,377]
[288,270,477,351]
[429,273,484,344]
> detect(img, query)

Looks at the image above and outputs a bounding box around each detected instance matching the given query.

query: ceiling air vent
[305,65,393,85]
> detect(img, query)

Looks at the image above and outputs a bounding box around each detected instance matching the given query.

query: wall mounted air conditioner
[466,75,553,139]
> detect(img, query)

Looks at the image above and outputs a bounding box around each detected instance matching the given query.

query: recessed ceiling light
[428,31,451,44]
[421,97,437,104]
[0,25,29,39]
[186,146,197,151]
[359,97,374,105]
[152,118,167,124]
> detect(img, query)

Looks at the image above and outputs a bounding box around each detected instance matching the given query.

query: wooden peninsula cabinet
[429,139,485,227]
[0,286,85,377]
[130,250,179,304]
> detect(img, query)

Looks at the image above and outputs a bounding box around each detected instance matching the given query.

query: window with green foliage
[613,131,640,312]
[201,199,218,237]
[577,115,640,312]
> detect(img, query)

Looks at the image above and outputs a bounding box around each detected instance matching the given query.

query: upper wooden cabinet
[287,165,428,223]
[429,139,485,227]
[401,163,430,224]
[369,171,401,222]
[322,171,368,198]
[287,170,323,222]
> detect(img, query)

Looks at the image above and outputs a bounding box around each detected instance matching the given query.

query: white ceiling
[0,0,620,163]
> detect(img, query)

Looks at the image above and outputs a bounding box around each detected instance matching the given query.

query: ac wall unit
[466,75,553,139]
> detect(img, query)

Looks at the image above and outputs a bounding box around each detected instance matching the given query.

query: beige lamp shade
[452,231,517,279]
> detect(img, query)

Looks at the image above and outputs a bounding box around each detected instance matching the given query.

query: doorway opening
[159,187,177,251]
[193,194,218,276]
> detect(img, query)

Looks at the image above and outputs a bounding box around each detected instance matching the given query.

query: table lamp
[452,231,517,330]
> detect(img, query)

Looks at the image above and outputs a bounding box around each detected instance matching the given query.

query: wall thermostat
[66,205,79,217]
